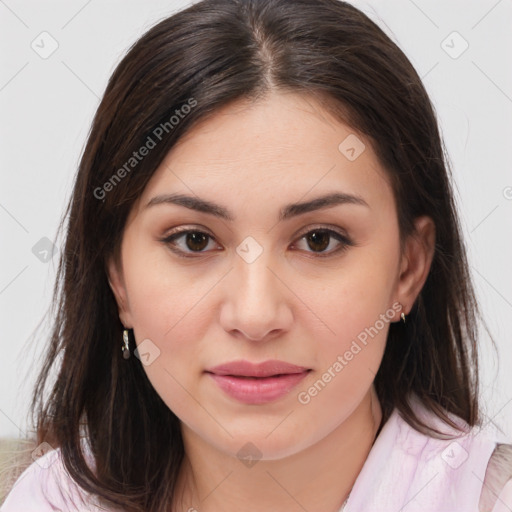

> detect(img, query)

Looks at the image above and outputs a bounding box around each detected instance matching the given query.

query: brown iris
[306,230,330,252]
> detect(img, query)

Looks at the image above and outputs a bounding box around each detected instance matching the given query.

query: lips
[205,359,310,378]
[205,361,311,404]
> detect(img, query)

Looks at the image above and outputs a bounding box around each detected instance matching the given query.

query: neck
[173,386,383,512]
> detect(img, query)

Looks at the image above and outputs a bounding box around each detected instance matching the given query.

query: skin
[107,90,435,512]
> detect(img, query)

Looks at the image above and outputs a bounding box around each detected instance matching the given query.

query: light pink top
[343,395,512,512]
[1,396,511,511]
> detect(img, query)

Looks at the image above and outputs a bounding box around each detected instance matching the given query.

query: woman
[1,0,511,511]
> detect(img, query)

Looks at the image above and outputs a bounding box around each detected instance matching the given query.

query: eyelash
[159,225,354,259]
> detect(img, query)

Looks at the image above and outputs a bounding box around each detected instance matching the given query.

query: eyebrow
[144,191,369,221]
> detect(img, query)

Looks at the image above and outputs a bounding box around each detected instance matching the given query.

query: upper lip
[206,359,310,378]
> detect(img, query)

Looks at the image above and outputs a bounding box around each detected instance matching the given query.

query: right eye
[160,228,221,258]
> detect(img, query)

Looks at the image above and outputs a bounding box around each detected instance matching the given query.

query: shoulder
[479,443,512,512]
[0,446,111,512]
[393,396,512,511]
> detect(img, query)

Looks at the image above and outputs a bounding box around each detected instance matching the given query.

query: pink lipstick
[205,359,311,404]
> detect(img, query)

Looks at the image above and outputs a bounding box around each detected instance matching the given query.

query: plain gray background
[1,0,511,440]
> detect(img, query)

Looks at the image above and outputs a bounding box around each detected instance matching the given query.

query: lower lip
[207,371,310,404]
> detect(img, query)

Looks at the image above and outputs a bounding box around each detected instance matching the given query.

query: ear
[106,255,133,329]
[396,215,436,315]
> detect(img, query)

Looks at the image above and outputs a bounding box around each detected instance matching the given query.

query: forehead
[134,91,394,219]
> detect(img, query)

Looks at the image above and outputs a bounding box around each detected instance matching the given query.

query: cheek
[316,248,397,328]
[119,243,211,401]
[127,270,206,416]
[306,237,399,373]
[122,235,212,334]
[126,268,210,374]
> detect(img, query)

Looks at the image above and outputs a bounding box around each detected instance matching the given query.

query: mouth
[205,371,311,379]
[205,369,312,404]
[205,359,311,378]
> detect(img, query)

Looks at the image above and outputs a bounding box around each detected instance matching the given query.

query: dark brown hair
[24,0,493,510]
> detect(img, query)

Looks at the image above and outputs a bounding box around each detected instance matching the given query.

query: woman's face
[108,91,434,460]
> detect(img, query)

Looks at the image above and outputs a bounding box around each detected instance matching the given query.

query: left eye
[160,227,352,258]
[293,228,352,256]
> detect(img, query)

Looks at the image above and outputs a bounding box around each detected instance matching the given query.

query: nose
[219,246,293,342]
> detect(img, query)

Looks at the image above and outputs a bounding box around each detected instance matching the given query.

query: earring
[122,329,131,359]
[401,312,406,324]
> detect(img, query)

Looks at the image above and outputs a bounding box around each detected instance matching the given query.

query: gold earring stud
[401,312,406,323]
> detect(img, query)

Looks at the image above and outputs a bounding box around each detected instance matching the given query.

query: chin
[214,428,314,463]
